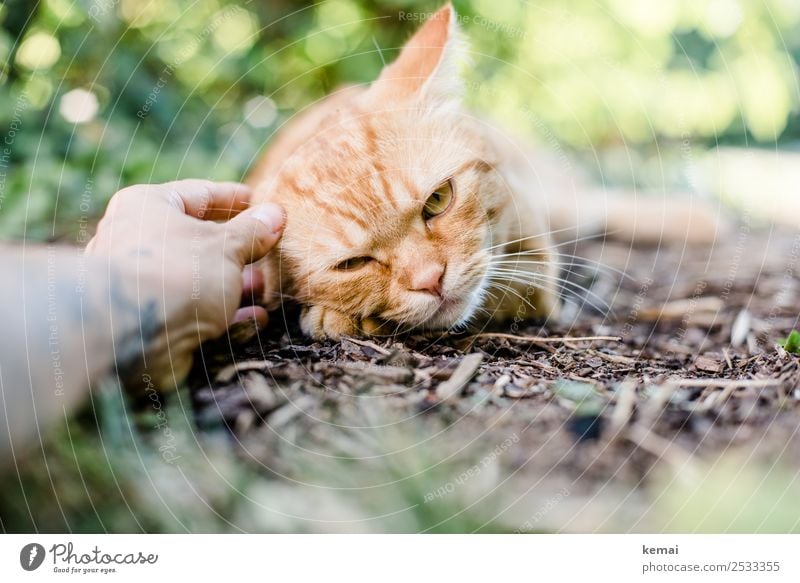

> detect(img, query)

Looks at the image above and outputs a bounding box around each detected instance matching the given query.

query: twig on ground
[341,336,392,356]
[467,333,622,344]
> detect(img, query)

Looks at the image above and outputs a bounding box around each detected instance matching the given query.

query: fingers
[240,265,265,304]
[162,179,254,220]
[223,202,285,266]
[232,305,269,328]
[236,267,269,328]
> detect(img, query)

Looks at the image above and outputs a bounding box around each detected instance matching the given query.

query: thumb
[223,202,285,265]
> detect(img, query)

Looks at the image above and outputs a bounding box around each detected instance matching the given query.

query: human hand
[86,179,284,389]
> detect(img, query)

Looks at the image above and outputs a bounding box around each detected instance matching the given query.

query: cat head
[262,4,512,334]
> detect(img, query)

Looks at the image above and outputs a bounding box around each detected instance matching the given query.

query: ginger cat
[247,3,721,340]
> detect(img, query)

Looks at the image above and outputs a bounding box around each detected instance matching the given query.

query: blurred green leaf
[0,0,798,240]
[779,330,800,354]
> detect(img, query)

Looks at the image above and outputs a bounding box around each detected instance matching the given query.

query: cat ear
[370,3,467,105]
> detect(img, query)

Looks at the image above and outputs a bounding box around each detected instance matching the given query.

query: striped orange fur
[246,3,722,339]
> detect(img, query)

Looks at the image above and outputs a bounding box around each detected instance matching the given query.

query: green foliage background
[0,0,798,241]
[1,0,800,534]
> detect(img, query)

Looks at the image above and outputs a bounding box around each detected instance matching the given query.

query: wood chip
[493,374,512,394]
[515,359,559,374]
[696,381,745,412]
[640,382,680,421]
[666,377,781,388]
[242,373,286,412]
[216,360,273,383]
[607,381,637,440]
[626,423,697,478]
[435,353,483,402]
[267,395,316,428]
[338,361,414,384]
[730,310,751,347]
[503,384,531,399]
[722,347,733,370]
[695,355,723,373]
[584,357,603,368]
[589,350,638,365]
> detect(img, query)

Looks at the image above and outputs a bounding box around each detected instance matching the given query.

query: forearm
[0,181,284,460]
[0,245,152,457]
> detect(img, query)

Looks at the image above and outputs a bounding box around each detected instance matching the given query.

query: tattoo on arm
[107,270,163,393]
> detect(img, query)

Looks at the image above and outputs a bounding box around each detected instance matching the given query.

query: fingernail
[250,203,285,234]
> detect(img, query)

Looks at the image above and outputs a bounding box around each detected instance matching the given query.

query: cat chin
[421,276,489,331]
[454,276,491,327]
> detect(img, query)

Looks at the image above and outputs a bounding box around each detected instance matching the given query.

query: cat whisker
[493,279,608,316]
[488,230,620,259]
[490,244,633,280]
[464,305,501,327]
[485,280,541,313]
[545,228,624,248]
[490,257,631,281]
[489,267,610,305]
[389,319,406,337]
[485,229,618,255]
[484,225,584,251]
[488,269,610,314]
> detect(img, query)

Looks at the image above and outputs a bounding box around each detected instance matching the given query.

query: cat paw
[300,306,381,340]
[359,317,383,335]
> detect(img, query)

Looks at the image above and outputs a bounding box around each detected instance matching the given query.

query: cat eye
[334,256,374,271]
[423,179,454,221]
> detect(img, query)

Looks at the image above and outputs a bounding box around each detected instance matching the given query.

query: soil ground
[189,227,800,532]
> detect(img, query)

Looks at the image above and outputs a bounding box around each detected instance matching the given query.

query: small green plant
[779,330,800,354]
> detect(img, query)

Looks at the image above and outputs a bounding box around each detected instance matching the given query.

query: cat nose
[410,263,445,297]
